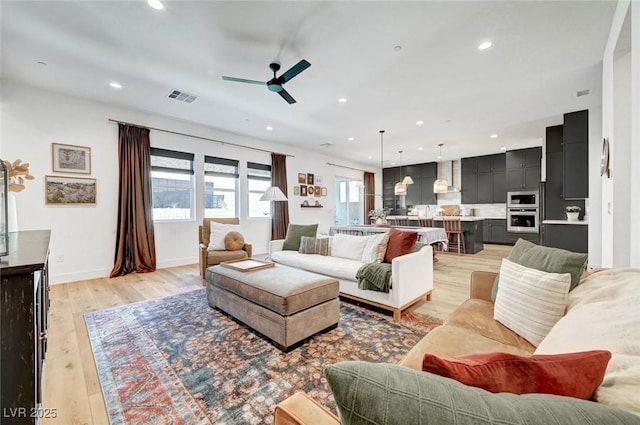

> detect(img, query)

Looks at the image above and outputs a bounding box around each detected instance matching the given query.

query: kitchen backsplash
[408,203,506,218]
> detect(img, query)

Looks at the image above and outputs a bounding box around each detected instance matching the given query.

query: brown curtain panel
[271,153,290,240]
[364,171,375,223]
[110,124,156,277]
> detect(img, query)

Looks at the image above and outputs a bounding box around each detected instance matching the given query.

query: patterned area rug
[85,289,442,425]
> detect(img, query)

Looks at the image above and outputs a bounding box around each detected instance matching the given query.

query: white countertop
[387,215,489,222]
[542,219,589,226]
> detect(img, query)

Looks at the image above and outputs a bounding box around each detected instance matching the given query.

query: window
[247,162,271,217]
[335,177,362,225]
[150,148,194,220]
[204,156,239,218]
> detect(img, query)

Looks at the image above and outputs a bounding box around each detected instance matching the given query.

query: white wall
[601,0,640,268]
[1,81,378,284]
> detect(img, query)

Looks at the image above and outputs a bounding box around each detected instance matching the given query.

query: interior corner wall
[587,105,603,269]
[601,0,640,268]
[0,81,377,284]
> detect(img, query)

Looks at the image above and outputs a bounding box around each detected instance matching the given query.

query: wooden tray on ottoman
[220,258,275,272]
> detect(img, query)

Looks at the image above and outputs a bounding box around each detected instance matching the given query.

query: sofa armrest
[243,242,253,258]
[470,271,498,302]
[391,245,434,306]
[199,243,208,278]
[274,392,340,425]
[269,239,285,258]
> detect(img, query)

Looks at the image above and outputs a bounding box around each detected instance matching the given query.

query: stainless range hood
[434,160,460,193]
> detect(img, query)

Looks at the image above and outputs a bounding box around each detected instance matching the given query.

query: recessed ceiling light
[437,154,442,159]
[478,41,492,50]
[347,137,354,141]
[500,146,507,151]
[338,98,347,103]
[367,155,373,159]
[417,147,423,151]
[266,126,273,131]
[109,81,122,89]
[416,120,424,126]
[390,162,396,165]
[490,134,498,138]
[147,0,164,10]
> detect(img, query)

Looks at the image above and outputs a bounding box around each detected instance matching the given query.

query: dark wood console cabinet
[1,230,51,425]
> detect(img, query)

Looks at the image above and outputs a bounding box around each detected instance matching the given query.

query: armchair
[198,218,253,284]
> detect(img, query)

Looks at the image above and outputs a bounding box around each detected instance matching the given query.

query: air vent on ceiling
[576,89,590,97]
[320,143,334,147]
[167,89,198,103]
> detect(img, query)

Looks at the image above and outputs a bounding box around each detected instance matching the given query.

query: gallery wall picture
[52,143,91,174]
[321,187,327,196]
[308,186,315,195]
[314,186,321,197]
[297,173,306,184]
[307,173,314,185]
[315,175,323,185]
[293,186,300,196]
[45,175,97,205]
[300,185,307,196]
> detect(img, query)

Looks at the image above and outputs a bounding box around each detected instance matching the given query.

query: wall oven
[507,191,539,208]
[507,208,539,233]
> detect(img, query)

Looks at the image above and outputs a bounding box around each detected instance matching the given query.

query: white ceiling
[1,1,616,167]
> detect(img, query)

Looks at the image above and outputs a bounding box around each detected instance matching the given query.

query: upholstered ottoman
[206,263,340,351]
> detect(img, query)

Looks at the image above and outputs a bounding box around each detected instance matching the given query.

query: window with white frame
[150,147,194,221]
[247,162,271,218]
[204,156,239,218]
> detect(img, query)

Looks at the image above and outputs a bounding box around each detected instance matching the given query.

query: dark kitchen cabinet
[383,163,437,213]
[418,163,437,205]
[483,219,508,244]
[506,147,541,190]
[461,153,506,204]
[403,164,421,207]
[541,224,588,253]
[563,110,589,199]
[1,230,51,425]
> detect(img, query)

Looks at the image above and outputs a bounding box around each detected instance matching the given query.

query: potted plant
[368,208,389,226]
[565,206,581,221]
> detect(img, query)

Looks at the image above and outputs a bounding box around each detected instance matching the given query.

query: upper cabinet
[382,162,437,210]
[461,153,506,204]
[506,147,541,191]
[562,110,589,199]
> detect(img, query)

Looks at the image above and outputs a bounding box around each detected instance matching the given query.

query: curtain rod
[108,118,294,157]
[326,162,376,174]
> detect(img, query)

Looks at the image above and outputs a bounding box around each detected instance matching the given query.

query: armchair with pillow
[198,218,252,283]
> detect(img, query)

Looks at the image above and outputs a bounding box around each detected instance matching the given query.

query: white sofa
[268,237,433,321]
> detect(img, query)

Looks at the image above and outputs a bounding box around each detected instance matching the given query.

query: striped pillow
[361,233,389,264]
[298,236,331,256]
[494,258,571,347]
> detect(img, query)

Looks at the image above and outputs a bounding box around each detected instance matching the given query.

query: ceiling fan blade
[278,88,297,104]
[222,76,266,85]
[280,59,311,84]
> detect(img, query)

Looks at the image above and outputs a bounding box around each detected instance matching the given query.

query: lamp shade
[433,178,448,194]
[259,186,288,202]
[402,176,414,185]
[394,182,407,196]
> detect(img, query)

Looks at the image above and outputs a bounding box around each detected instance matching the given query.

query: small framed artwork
[45,175,97,205]
[321,187,327,196]
[307,173,314,185]
[293,186,300,196]
[52,143,91,174]
[297,173,306,184]
[300,185,307,196]
[308,186,315,195]
[314,186,322,197]
[315,175,323,185]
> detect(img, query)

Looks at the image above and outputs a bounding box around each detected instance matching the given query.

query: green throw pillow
[282,223,318,251]
[491,238,588,302]
[324,361,640,425]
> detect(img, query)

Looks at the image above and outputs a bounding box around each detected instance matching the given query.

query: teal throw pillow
[324,361,640,425]
[282,223,318,251]
[491,238,588,301]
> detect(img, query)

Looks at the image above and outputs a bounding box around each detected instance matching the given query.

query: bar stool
[395,217,409,226]
[417,218,434,227]
[442,218,465,255]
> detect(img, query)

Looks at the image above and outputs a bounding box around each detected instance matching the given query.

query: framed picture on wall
[315,175,323,185]
[307,173,314,185]
[300,185,307,196]
[45,175,97,205]
[321,187,327,196]
[294,186,300,196]
[298,173,306,184]
[308,186,315,195]
[314,186,321,197]
[52,143,92,174]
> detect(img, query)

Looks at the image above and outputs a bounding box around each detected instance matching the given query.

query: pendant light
[433,143,449,194]
[394,150,408,195]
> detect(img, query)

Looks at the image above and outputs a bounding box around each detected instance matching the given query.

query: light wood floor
[42,244,511,425]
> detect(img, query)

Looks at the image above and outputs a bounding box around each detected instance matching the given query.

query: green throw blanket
[356,262,392,293]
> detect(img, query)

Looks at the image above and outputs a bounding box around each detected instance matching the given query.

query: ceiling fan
[222,59,311,104]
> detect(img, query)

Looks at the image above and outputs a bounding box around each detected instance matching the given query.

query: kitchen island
[386,216,485,254]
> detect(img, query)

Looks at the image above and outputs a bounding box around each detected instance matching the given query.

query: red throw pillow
[384,229,418,263]
[422,350,611,400]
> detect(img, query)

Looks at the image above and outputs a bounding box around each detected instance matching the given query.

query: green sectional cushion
[324,361,640,425]
[282,224,318,251]
[491,238,588,301]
